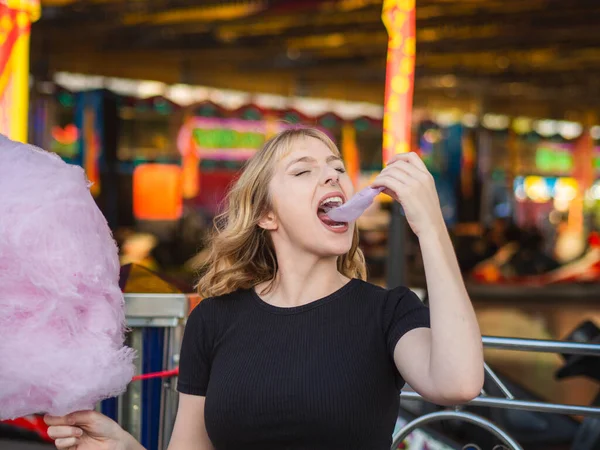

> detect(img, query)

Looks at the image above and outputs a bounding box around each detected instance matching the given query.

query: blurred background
[1,0,600,449]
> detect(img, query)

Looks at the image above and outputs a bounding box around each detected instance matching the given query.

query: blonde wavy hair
[196,127,367,298]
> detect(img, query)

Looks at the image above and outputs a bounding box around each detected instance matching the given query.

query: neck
[256,250,350,308]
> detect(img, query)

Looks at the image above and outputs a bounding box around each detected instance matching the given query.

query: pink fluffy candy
[0,135,135,420]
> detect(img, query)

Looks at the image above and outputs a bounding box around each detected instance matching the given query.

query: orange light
[341,122,360,187]
[133,164,183,221]
[83,108,100,197]
[181,151,200,199]
[0,1,39,142]
[381,0,416,165]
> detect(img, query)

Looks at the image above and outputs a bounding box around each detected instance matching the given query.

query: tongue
[318,211,344,226]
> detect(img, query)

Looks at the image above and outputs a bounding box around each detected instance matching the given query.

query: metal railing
[391,336,600,450]
[118,294,600,450]
[481,336,600,357]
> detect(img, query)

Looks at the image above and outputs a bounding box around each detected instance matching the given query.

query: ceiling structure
[32,0,600,119]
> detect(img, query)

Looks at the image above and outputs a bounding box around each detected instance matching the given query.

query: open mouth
[317,195,348,230]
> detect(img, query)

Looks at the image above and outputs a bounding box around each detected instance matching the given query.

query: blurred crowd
[115,206,600,292]
[454,218,599,284]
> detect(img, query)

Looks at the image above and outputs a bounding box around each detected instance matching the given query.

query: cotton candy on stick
[0,135,135,420]
[326,186,385,223]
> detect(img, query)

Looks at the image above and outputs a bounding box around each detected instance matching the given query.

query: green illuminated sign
[192,128,266,149]
[535,146,573,173]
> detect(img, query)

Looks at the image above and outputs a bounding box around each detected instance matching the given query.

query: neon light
[381,0,416,163]
[50,124,79,158]
[177,117,326,162]
[192,128,265,150]
[51,123,78,144]
[535,144,573,173]
[515,175,579,204]
[133,164,182,221]
[0,0,40,142]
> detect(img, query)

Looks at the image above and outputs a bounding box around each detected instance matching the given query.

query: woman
[45,128,483,450]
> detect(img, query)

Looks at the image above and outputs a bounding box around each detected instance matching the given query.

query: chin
[292,219,355,257]
[320,224,354,254]
[317,239,353,258]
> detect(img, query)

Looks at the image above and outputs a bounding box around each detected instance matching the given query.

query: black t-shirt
[177,279,430,450]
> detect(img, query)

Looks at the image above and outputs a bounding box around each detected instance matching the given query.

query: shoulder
[348,280,422,319]
[187,289,250,327]
[352,279,421,304]
[348,281,428,340]
[352,279,387,297]
[386,285,424,303]
[353,281,427,325]
[383,285,427,314]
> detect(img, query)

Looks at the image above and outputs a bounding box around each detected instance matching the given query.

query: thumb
[45,410,97,427]
[44,414,70,427]
[66,410,99,426]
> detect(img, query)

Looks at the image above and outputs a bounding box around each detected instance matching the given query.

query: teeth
[319,196,344,207]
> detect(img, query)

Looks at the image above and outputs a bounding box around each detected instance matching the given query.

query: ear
[258,210,278,231]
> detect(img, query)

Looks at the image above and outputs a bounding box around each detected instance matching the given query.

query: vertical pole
[569,110,596,234]
[381,0,416,288]
[476,95,493,226]
[0,0,40,142]
[387,202,407,288]
[506,119,519,221]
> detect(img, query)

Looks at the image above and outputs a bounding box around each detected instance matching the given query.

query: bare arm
[373,152,484,406]
[166,394,214,450]
[394,228,484,405]
[125,393,213,450]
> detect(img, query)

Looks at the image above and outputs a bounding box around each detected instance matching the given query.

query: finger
[381,162,422,185]
[371,175,409,199]
[47,426,84,439]
[373,172,408,188]
[382,163,428,188]
[54,437,80,449]
[387,152,428,173]
[44,415,71,427]
[386,152,414,165]
[65,410,96,426]
[385,158,430,182]
[405,151,429,172]
[391,165,435,192]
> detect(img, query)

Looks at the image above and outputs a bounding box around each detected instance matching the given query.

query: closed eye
[336,167,346,173]
[294,170,310,176]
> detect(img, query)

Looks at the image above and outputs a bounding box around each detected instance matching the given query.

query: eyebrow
[286,155,342,170]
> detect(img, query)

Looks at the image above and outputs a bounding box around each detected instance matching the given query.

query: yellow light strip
[123,3,266,26]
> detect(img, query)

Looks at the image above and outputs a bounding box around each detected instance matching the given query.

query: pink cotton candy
[0,135,135,420]
[326,186,385,223]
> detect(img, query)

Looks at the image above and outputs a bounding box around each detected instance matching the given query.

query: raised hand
[372,152,445,238]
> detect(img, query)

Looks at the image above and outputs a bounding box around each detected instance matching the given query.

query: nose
[322,165,340,186]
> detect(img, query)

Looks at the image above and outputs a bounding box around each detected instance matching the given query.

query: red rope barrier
[131,367,179,381]
[1,368,180,440]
